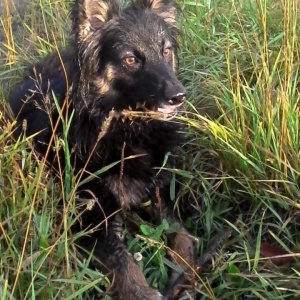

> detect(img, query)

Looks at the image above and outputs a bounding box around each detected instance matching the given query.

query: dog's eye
[124,56,137,66]
[163,47,172,59]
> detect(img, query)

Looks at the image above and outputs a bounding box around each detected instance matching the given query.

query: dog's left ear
[136,0,176,28]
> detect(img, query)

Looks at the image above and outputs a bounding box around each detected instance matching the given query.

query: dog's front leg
[83,214,165,300]
[162,207,195,299]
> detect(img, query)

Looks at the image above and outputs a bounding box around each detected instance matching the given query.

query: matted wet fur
[8,0,195,298]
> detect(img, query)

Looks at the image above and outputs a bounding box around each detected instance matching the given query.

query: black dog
[8,0,194,298]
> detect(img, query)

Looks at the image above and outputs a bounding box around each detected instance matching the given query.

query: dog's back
[9,50,77,155]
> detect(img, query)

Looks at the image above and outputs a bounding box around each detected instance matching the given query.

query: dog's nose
[170,92,186,104]
[165,83,186,104]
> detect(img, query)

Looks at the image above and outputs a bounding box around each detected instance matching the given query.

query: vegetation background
[0,0,300,299]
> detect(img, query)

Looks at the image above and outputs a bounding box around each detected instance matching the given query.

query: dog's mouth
[122,99,185,121]
[157,100,185,116]
[144,99,185,116]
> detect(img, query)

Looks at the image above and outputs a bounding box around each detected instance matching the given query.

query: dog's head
[72,0,186,119]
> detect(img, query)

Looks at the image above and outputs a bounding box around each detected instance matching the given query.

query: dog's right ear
[72,0,121,41]
[135,0,176,28]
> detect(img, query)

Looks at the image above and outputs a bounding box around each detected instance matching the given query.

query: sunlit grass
[177,0,300,298]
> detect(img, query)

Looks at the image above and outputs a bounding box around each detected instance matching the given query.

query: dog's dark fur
[8,0,194,298]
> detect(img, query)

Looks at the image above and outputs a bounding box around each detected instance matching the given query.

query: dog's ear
[73,0,121,40]
[136,0,176,28]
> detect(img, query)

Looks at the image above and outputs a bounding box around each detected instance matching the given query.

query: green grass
[1,0,300,299]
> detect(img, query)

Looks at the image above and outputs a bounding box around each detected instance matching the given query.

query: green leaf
[227,264,243,285]
[140,224,155,236]
[167,222,180,234]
